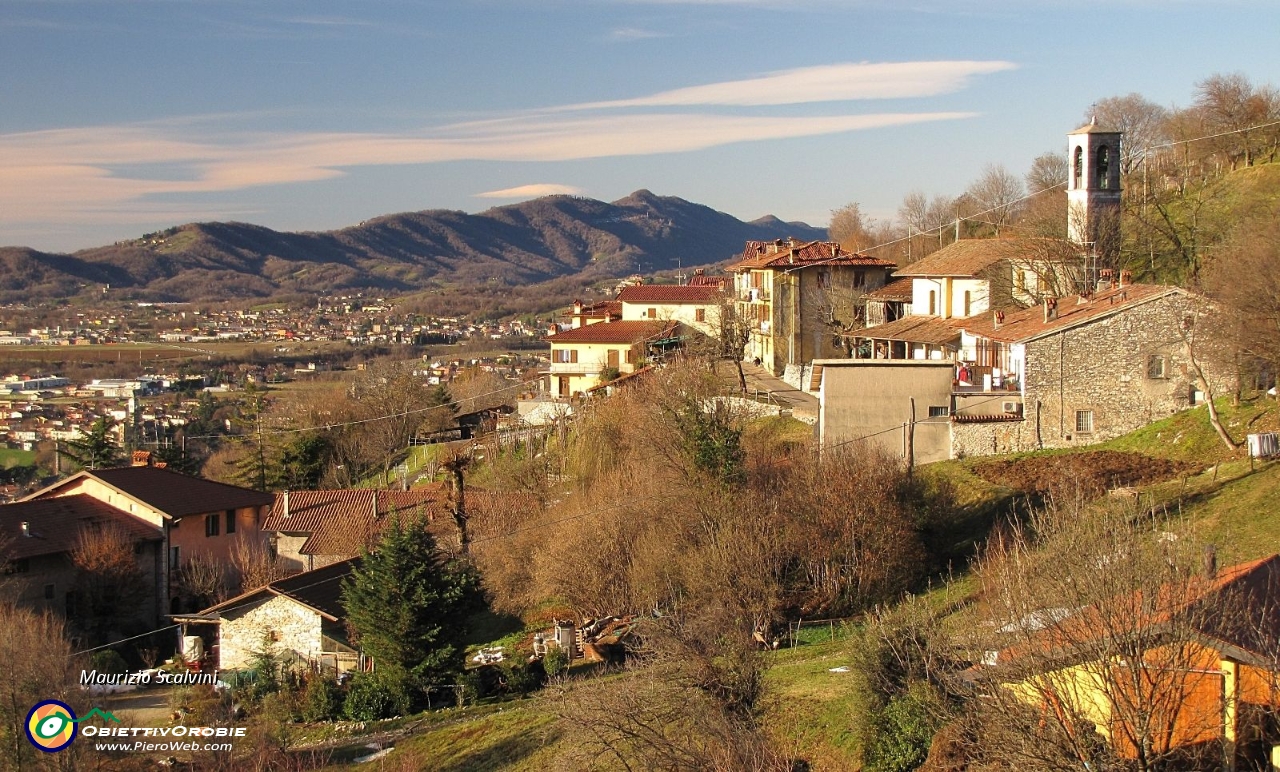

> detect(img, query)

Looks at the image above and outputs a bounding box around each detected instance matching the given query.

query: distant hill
[0,191,826,303]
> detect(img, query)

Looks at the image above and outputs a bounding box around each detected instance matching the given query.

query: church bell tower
[1066,119,1122,259]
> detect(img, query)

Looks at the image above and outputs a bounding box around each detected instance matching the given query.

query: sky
[2,0,1278,253]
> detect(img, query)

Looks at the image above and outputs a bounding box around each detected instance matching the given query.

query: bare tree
[0,605,86,771]
[1088,93,1170,173]
[966,164,1025,234]
[829,202,875,252]
[1204,217,1280,386]
[899,191,956,260]
[180,553,231,608]
[231,534,286,592]
[69,523,149,644]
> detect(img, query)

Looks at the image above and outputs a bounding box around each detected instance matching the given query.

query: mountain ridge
[0,192,827,303]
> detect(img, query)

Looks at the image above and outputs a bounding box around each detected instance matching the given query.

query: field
[0,448,35,468]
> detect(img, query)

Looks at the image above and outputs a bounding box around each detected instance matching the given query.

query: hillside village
[4,105,1280,772]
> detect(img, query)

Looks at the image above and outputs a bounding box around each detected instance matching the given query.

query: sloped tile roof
[894,238,1058,278]
[865,277,915,302]
[730,240,896,272]
[0,494,162,560]
[545,320,678,344]
[859,315,963,346]
[202,557,360,622]
[264,486,446,557]
[83,466,273,518]
[960,284,1181,343]
[616,285,722,304]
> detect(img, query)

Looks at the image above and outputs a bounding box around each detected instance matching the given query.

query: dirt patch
[971,451,1203,498]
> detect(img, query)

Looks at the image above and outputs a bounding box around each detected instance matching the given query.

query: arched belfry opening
[1066,121,1123,264]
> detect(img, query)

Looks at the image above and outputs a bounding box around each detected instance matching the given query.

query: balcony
[548,362,602,375]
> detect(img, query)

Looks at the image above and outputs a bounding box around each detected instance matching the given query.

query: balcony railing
[548,362,602,375]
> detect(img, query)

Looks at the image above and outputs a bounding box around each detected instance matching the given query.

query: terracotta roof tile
[0,494,161,560]
[960,284,1180,343]
[865,277,914,302]
[203,558,359,621]
[616,285,722,304]
[545,320,678,344]
[859,315,963,346]
[730,240,896,272]
[894,238,1057,278]
[82,466,273,518]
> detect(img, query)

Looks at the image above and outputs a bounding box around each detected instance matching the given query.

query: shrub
[862,681,948,772]
[90,649,129,675]
[542,648,568,678]
[301,673,343,722]
[503,660,545,695]
[343,672,410,721]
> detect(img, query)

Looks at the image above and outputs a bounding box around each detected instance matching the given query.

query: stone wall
[951,419,1031,458]
[219,595,322,671]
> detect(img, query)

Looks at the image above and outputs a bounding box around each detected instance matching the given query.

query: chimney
[282,490,290,518]
[572,300,582,314]
[1097,268,1114,293]
[21,521,30,537]
[1203,544,1217,579]
[1043,297,1058,322]
[1118,270,1132,287]
[372,491,379,520]
[993,310,1004,330]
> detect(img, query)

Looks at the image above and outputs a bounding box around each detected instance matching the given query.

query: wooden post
[906,397,916,477]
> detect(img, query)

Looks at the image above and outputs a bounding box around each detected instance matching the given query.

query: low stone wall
[951,419,1032,458]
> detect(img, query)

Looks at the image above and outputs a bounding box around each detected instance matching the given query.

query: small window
[1147,355,1167,379]
[1096,145,1111,189]
[818,270,832,290]
[928,290,937,316]
[1075,410,1094,434]
[225,509,236,534]
[1073,146,1083,189]
[695,308,706,323]
[963,291,972,317]
[205,514,220,537]
[853,270,866,288]
[647,308,657,319]
[625,348,636,365]
[44,583,55,600]
[928,406,950,418]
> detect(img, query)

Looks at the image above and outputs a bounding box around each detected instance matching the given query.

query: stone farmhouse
[195,558,365,674]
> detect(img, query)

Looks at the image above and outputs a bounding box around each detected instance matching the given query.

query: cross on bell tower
[1066,118,1123,263]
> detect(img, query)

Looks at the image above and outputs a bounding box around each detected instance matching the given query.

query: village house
[20,458,274,612]
[544,319,681,399]
[616,283,724,337]
[730,239,896,380]
[0,494,165,628]
[194,559,366,674]
[983,553,1280,771]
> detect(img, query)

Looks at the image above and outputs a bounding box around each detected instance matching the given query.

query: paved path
[723,362,820,423]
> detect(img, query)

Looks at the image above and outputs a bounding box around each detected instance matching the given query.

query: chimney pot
[283,490,290,518]
[21,521,30,537]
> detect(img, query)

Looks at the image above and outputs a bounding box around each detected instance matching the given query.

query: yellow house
[545,320,678,398]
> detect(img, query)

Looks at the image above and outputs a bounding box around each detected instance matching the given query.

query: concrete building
[811,359,955,465]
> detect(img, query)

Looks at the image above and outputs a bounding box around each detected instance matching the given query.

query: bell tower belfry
[1066,119,1122,258]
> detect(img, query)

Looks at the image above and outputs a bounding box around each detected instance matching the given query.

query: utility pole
[906,397,916,478]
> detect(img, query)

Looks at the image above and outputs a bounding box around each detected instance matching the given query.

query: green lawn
[0,447,35,468]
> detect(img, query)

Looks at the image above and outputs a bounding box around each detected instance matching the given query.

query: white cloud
[476,184,586,199]
[609,26,669,40]
[556,60,1017,110]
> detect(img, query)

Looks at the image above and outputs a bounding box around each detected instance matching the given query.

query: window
[1073,146,1083,189]
[928,290,937,316]
[647,308,657,319]
[205,513,220,537]
[170,546,180,568]
[625,348,636,365]
[44,583,54,600]
[817,270,832,290]
[853,270,866,289]
[1075,409,1094,434]
[225,509,236,534]
[554,348,578,364]
[963,290,972,317]
[695,308,706,323]
[928,406,950,418]
[1096,145,1111,189]
[1147,355,1167,379]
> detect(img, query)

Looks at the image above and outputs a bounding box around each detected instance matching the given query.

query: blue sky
[2,0,1276,252]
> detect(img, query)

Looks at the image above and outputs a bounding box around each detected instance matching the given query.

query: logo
[25,701,77,753]
[24,702,120,753]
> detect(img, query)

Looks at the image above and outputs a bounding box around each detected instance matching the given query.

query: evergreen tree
[61,416,122,470]
[341,514,484,706]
